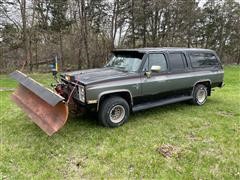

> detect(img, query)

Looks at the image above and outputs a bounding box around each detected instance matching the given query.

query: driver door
[140,53,169,101]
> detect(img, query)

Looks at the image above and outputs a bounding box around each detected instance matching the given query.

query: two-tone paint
[61,48,224,111]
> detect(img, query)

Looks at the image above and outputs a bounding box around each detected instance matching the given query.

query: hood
[64,68,133,85]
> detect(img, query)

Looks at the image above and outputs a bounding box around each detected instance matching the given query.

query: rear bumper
[212,82,224,88]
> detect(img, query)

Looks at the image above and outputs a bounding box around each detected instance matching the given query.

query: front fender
[96,89,133,111]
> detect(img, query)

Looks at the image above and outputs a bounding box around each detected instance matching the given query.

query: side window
[190,52,219,68]
[149,53,167,72]
[168,53,186,71]
[204,53,219,66]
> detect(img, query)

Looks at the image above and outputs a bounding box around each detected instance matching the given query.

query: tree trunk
[35,36,38,70]
[60,32,64,70]
[131,0,135,48]
[153,8,159,46]
[237,47,240,65]
[29,38,33,72]
[118,25,122,47]
[78,47,82,69]
[20,0,30,71]
[111,0,117,49]
[81,0,90,68]
[142,0,147,47]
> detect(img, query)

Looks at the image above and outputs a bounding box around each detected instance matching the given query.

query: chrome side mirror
[151,65,161,73]
[144,65,161,78]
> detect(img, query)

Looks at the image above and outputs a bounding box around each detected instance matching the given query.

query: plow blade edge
[10,70,68,136]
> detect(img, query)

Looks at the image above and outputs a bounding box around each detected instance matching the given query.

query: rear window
[189,52,219,68]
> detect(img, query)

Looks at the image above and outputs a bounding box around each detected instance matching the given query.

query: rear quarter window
[189,52,219,68]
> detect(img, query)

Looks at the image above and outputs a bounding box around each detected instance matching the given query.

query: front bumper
[59,79,97,111]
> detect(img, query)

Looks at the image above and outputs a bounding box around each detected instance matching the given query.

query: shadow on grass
[65,97,220,129]
[63,101,183,134]
[19,97,220,140]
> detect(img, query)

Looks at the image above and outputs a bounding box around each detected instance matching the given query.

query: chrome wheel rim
[109,105,125,123]
[196,88,207,103]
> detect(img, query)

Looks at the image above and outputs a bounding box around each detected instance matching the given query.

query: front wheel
[192,84,208,105]
[98,96,130,127]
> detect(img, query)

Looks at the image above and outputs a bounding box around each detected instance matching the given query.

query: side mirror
[151,65,161,73]
[144,65,161,78]
[145,71,151,78]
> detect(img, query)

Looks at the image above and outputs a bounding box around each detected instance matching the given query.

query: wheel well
[98,92,132,111]
[195,81,211,96]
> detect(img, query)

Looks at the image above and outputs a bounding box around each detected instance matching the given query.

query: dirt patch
[216,111,235,117]
[187,132,203,141]
[156,144,181,158]
[62,156,88,178]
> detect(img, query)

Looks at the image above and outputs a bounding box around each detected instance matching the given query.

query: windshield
[106,52,143,72]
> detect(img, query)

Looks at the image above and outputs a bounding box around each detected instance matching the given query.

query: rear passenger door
[166,52,193,94]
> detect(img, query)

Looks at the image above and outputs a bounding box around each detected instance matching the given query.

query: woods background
[0,0,240,73]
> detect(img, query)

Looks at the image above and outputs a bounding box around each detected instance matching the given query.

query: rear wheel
[192,84,208,105]
[98,96,130,127]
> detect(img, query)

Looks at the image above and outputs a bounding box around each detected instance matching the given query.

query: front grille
[61,80,79,100]
[67,84,79,99]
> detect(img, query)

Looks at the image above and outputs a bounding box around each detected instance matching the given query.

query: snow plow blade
[10,70,68,136]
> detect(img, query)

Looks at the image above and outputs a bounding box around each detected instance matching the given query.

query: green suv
[60,48,224,127]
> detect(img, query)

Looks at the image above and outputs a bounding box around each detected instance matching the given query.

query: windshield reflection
[106,53,143,72]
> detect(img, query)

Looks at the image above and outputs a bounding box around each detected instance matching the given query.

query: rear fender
[193,79,212,96]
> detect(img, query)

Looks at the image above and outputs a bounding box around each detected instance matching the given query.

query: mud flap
[10,70,69,136]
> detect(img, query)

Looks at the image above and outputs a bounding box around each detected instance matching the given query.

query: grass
[0,66,239,179]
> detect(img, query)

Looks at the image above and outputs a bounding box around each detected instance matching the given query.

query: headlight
[78,85,85,102]
[65,75,70,81]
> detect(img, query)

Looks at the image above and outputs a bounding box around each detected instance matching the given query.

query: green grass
[0,66,240,179]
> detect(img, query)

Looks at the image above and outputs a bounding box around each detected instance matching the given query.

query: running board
[132,96,193,112]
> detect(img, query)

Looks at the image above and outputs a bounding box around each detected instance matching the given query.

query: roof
[113,47,215,53]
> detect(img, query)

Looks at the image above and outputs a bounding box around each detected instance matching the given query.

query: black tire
[192,84,208,105]
[98,96,130,127]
